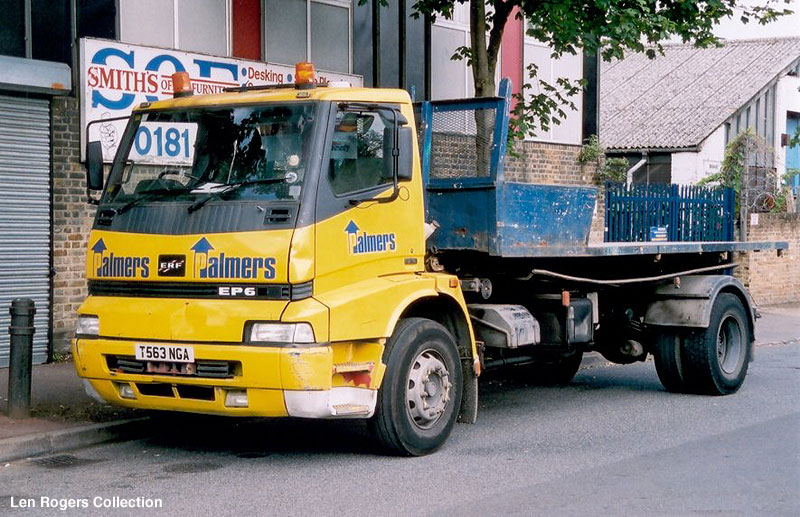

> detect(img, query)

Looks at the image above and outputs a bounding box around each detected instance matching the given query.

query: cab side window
[328,110,394,196]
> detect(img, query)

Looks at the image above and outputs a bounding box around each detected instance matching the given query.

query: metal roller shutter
[0,96,51,366]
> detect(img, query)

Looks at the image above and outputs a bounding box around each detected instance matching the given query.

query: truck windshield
[102,103,316,206]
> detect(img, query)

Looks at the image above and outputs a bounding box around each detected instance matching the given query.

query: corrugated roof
[600,37,800,150]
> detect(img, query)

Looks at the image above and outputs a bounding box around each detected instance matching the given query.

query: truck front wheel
[682,293,752,395]
[369,318,463,456]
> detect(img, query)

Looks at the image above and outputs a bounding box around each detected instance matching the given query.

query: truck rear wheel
[682,293,752,395]
[369,318,463,456]
[653,332,689,393]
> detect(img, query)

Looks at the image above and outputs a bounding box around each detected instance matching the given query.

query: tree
[411,0,793,141]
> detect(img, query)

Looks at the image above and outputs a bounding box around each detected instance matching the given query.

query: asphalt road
[1,342,798,517]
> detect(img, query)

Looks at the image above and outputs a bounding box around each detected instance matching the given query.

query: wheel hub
[406,350,451,429]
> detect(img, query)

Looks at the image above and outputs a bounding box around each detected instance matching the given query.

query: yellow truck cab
[74,66,478,456]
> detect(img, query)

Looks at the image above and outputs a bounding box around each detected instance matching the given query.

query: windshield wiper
[187,177,286,213]
[115,186,194,215]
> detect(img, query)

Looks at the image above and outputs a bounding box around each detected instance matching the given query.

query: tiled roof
[600,37,800,150]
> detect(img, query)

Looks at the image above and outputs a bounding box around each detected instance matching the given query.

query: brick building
[0,0,600,364]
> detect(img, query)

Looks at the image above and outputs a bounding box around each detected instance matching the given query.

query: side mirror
[397,127,413,181]
[86,141,104,191]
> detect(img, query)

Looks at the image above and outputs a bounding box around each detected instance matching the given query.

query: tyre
[653,332,689,393]
[368,318,463,456]
[682,293,752,395]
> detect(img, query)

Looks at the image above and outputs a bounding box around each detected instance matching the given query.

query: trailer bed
[419,86,788,263]
[484,240,789,258]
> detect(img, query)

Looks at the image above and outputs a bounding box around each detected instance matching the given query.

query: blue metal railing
[604,182,735,243]
[415,78,512,190]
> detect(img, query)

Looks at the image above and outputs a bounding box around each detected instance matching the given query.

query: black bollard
[8,298,35,418]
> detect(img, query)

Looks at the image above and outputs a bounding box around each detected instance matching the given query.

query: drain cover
[29,454,103,469]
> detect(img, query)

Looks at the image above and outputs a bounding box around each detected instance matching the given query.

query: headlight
[248,322,315,344]
[76,315,99,337]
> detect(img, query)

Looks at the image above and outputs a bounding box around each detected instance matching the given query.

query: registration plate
[135,344,194,363]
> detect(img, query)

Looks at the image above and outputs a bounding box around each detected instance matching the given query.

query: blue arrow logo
[345,220,359,234]
[91,238,107,253]
[191,237,215,277]
[191,237,214,253]
[345,221,360,254]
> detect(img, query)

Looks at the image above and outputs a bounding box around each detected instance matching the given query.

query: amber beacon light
[172,72,193,97]
[295,62,317,89]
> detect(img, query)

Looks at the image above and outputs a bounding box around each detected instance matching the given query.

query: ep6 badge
[218,286,257,297]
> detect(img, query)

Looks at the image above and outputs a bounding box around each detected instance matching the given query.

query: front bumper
[73,338,377,418]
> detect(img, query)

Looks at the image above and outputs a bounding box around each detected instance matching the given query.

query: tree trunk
[471,1,493,177]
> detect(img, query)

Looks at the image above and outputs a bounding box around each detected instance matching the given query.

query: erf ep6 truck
[74,64,788,455]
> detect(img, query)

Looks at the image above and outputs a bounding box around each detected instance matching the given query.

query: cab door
[313,103,425,340]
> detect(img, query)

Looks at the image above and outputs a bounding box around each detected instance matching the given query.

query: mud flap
[457,359,478,424]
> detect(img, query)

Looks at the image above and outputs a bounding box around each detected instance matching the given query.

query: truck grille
[106,355,240,379]
[88,280,312,300]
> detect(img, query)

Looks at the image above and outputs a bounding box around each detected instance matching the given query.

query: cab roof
[134,86,413,113]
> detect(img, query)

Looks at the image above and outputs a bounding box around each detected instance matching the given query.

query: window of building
[632,154,671,185]
[265,0,352,73]
[79,0,117,40]
[724,84,776,152]
[430,4,472,100]
[32,0,71,64]
[0,0,116,64]
[119,0,230,56]
[523,27,583,144]
[328,108,395,195]
[755,98,761,136]
[0,0,26,58]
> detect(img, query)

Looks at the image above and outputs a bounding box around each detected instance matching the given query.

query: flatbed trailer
[73,67,788,456]
[416,81,787,436]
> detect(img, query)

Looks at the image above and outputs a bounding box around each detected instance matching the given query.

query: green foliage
[791,126,800,148]
[578,134,604,163]
[407,0,792,145]
[697,128,760,193]
[507,64,585,147]
[774,168,800,213]
[577,135,628,183]
[696,128,793,213]
[601,157,630,183]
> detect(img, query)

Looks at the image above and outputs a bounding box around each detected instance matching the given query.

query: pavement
[0,302,797,463]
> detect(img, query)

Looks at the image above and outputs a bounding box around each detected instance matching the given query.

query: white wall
[431,4,474,100]
[672,125,727,184]
[775,72,800,177]
[522,38,583,145]
[119,0,231,56]
[430,2,585,148]
[674,67,800,185]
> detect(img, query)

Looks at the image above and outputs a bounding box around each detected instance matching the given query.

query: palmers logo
[191,237,276,280]
[344,221,396,255]
[91,239,150,278]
